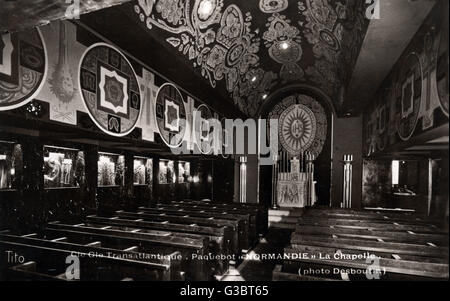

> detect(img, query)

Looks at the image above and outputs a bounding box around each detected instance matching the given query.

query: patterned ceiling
[0,0,131,33]
[130,0,369,117]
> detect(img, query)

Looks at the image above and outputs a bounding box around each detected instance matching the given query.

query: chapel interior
[0,0,448,281]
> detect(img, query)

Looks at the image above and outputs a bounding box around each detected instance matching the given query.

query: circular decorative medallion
[154,83,187,148]
[269,42,303,65]
[396,52,422,141]
[0,28,47,111]
[279,104,317,154]
[79,43,141,137]
[194,104,213,154]
[319,29,340,51]
[259,0,288,13]
[268,94,327,157]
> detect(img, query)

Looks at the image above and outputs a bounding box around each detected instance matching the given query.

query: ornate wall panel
[37,21,87,125]
[363,2,448,155]
[268,93,327,158]
[436,8,449,117]
[155,83,187,147]
[194,103,213,154]
[1,20,227,155]
[362,159,392,207]
[396,53,422,141]
[0,28,47,111]
[79,43,142,137]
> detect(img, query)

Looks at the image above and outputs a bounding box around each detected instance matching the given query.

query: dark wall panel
[332,116,363,209]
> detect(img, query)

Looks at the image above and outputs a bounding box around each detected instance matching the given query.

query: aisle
[221,229,293,281]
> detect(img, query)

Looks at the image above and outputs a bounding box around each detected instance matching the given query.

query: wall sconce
[207,175,213,183]
[342,154,354,209]
[239,156,247,204]
[193,175,200,183]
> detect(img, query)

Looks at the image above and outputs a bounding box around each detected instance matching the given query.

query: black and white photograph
[0,0,448,288]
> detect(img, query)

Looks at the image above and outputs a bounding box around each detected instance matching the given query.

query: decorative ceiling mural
[130,0,369,117]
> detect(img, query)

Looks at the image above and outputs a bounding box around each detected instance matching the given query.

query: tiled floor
[221,228,293,281]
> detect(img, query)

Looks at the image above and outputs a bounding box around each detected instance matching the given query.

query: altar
[276,157,316,208]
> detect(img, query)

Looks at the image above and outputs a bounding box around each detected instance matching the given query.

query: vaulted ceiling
[122,0,370,117]
[1,0,372,118]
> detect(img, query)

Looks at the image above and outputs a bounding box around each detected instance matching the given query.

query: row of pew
[273,207,449,281]
[0,200,266,281]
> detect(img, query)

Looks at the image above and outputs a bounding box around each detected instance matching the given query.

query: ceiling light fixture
[280,41,290,50]
[251,76,257,82]
[199,0,214,16]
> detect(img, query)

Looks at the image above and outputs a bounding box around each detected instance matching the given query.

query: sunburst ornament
[279,104,317,155]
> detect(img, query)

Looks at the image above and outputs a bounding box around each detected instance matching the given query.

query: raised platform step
[269,208,304,230]
[268,208,304,218]
[268,216,298,224]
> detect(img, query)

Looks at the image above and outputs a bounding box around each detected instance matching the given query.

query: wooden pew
[282,246,449,280]
[44,222,210,280]
[0,232,184,281]
[161,203,260,238]
[177,200,267,234]
[139,206,255,250]
[0,239,179,281]
[296,217,446,234]
[290,233,449,260]
[300,208,445,226]
[302,207,443,221]
[114,210,243,256]
[7,261,70,281]
[85,215,233,275]
[154,204,258,248]
[163,201,265,237]
[275,207,449,281]
[294,225,449,246]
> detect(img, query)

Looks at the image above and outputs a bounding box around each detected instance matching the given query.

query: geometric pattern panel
[279,104,317,155]
[79,43,142,137]
[0,28,47,111]
[194,103,213,154]
[363,3,448,156]
[155,83,187,147]
[436,8,449,117]
[396,52,422,141]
